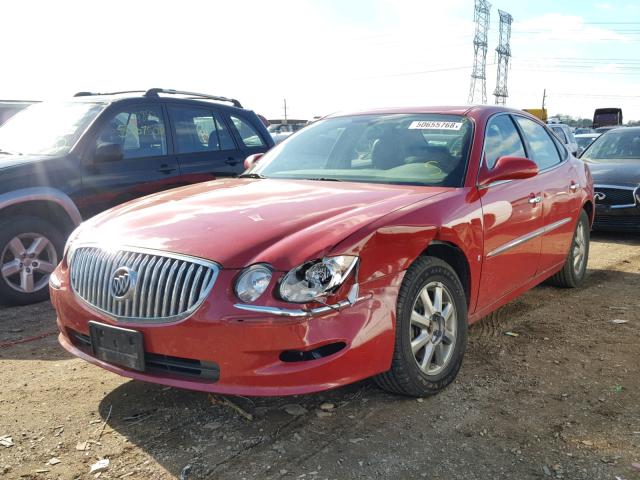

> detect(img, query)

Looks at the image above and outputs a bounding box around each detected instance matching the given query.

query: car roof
[65,89,249,113]
[326,105,526,119]
[575,133,600,137]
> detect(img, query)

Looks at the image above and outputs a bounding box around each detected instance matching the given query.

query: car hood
[0,153,60,170]
[79,178,447,269]
[586,160,640,187]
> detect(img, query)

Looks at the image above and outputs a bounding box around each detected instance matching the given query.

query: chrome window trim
[594,184,639,209]
[486,217,572,258]
[70,244,220,324]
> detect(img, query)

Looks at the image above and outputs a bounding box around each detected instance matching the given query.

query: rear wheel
[374,256,468,397]
[0,216,64,306]
[548,210,590,288]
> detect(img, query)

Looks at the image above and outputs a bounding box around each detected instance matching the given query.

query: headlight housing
[279,255,358,303]
[63,224,84,265]
[235,264,273,303]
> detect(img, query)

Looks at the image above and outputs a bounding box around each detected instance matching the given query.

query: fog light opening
[279,342,346,362]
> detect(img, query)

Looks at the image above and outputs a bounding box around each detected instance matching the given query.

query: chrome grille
[70,246,218,322]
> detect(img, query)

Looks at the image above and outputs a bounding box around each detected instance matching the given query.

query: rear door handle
[225,157,239,166]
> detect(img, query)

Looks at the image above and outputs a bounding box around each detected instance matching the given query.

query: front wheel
[548,210,590,288]
[0,216,65,306]
[374,256,468,397]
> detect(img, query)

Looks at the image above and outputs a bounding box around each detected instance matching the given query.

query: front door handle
[157,164,177,174]
[528,194,542,205]
[569,182,580,192]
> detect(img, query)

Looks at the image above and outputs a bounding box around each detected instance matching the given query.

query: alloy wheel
[1,233,57,293]
[572,221,587,274]
[410,281,457,376]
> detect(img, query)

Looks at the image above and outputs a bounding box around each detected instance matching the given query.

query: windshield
[581,129,640,162]
[254,114,473,187]
[0,101,105,155]
[576,136,597,149]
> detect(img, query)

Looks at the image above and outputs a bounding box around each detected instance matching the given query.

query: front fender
[0,187,82,226]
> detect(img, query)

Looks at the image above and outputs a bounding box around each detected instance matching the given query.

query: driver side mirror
[95,142,123,163]
[244,153,264,171]
[478,156,538,187]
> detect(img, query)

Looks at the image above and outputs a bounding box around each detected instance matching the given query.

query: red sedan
[50,106,594,397]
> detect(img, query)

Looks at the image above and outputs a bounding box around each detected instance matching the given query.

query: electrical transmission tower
[493,10,513,105]
[468,0,491,105]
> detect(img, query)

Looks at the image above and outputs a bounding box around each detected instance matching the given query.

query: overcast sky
[2,0,639,121]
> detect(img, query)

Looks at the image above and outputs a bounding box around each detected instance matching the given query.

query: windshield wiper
[304,177,342,182]
[238,172,266,179]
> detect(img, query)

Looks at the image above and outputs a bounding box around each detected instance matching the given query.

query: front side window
[514,116,561,170]
[254,114,473,187]
[0,101,105,155]
[581,129,640,162]
[484,115,526,169]
[230,115,265,147]
[169,106,235,154]
[96,105,167,160]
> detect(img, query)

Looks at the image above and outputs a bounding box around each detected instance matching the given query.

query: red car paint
[51,106,594,396]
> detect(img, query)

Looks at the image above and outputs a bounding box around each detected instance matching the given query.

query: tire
[0,216,65,306]
[374,256,468,397]
[548,210,590,288]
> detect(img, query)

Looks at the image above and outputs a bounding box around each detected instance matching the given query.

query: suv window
[230,115,266,147]
[514,116,561,170]
[96,105,167,159]
[484,115,526,169]
[169,106,235,154]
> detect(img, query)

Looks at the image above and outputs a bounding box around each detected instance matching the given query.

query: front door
[78,103,180,218]
[477,114,544,310]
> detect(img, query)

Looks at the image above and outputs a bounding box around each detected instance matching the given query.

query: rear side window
[514,116,561,170]
[484,115,526,169]
[169,106,236,154]
[96,105,167,159]
[230,115,266,148]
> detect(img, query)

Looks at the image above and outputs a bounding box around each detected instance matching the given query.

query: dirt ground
[0,231,639,480]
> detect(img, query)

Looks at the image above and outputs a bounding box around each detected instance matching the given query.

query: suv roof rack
[74,90,146,97]
[144,88,243,108]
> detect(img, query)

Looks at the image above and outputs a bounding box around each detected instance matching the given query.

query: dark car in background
[581,127,640,232]
[0,88,273,305]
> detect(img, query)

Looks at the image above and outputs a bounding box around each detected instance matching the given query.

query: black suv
[0,88,274,305]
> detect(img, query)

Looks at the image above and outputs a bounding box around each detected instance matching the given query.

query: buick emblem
[110,267,137,300]
[594,192,606,201]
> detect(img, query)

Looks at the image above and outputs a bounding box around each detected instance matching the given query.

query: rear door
[513,115,579,274]
[78,103,180,217]
[477,114,544,309]
[167,105,243,184]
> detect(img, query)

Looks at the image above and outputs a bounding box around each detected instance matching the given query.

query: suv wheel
[0,216,65,306]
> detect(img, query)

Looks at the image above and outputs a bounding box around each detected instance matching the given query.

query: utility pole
[493,9,513,105]
[542,89,546,110]
[468,0,491,105]
[283,98,288,124]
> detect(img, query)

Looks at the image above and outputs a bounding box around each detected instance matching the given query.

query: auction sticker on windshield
[409,120,463,130]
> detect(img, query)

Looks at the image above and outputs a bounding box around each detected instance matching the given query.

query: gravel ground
[0,231,639,480]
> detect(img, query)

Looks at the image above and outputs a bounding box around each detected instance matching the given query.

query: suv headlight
[235,264,273,303]
[279,256,358,303]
